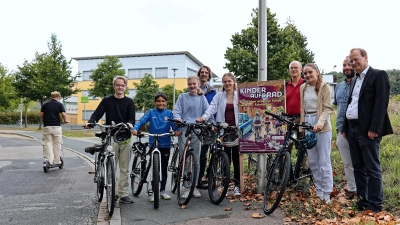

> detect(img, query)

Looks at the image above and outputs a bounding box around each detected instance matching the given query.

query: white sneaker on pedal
[193,188,201,198]
[150,195,154,202]
[160,191,171,200]
[181,189,190,199]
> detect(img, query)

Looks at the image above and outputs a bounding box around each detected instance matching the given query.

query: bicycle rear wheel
[106,157,115,217]
[169,147,179,193]
[153,152,160,209]
[263,151,290,215]
[208,151,230,205]
[177,151,198,206]
[131,154,144,196]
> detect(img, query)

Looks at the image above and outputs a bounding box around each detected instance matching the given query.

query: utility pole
[257,0,267,194]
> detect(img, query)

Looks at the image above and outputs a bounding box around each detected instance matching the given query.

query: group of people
[286,48,392,212]
[41,47,392,212]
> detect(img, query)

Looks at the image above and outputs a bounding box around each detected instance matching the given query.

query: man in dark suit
[344,48,393,212]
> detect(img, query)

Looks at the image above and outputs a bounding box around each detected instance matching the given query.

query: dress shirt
[346,66,370,119]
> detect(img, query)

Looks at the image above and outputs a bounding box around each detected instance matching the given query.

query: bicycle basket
[300,132,318,149]
[198,127,216,145]
[113,124,132,145]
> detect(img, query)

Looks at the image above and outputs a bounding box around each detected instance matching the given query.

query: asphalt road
[0,135,97,225]
[0,129,286,225]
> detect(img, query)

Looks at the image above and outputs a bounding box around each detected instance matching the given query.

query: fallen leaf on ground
[224,208,232,211]
[181,205,186,209]
[251,213,264,219]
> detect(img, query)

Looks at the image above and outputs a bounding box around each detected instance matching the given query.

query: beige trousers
[113,141,132,198]
[42,126,62,164]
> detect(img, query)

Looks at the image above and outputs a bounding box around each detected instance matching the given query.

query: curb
[0,131,121,225]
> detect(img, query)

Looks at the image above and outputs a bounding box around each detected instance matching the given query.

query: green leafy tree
[387,69,400,96]
[224,8,314,83]
[88,55,126,98]
[13,34,80,128]
[133,74,159,112]
[161,83,183,110]
[0,63,16,111]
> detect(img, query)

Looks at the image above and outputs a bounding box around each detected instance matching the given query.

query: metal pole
[20,99,23,129]
[257,0,267,194]
[171,68,178,109]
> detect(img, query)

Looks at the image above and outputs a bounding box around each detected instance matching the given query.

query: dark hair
[154,92,168,102]
[197,66,212,81]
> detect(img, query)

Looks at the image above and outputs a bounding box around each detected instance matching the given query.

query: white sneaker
[150,195,154,202]
[234,186,241,196]
[181,189,190,199]
[160,191,171,200]
[193,188,201,198]
[322,194,331,204]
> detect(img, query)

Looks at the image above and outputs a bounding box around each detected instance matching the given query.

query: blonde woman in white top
[300,63,333,204]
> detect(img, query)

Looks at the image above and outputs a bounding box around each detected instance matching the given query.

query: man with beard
[333,56,356,199]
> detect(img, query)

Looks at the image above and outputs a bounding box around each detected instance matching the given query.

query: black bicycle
[130,131,175,209]
[84,122,129,217]
[263,111,316,215]
[196,122,231,204]
[166,118,200,206]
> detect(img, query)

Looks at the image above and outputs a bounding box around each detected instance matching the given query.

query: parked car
[239,113,253,137]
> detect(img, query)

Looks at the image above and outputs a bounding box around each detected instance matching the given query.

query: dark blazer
[344,67,393,137]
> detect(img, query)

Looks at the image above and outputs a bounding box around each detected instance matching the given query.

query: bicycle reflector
[113,125,132,145]
[300,132,318,149]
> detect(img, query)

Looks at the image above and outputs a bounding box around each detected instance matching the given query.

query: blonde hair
[222,72,237,91]
[113,76,128,86]
[51,91,61,98]
[187,76,204,95]
[304,63,322,94]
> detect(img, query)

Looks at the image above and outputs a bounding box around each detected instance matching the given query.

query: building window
[187,68,197,77]
[128,68,152,79]
[82,110,105,121]
[127,89,137,99]
[82,71,92,81]
[65,102,78,111]
[82,90,99,100]
[155,68,168,78]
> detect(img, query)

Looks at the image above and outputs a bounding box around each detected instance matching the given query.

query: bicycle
[166,118,200,206]
[263,111,316,215]
[168,137,180,194]
[130,131,175,209]
[84,122,128,217]
[196,122,230,204]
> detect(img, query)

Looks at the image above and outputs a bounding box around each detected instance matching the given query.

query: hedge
[0,111,41,124]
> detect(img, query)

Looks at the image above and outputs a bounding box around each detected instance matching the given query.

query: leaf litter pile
[225,173,400,224]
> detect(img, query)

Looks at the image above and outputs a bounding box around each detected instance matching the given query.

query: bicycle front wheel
[153,152,160,209]
[131,154,144,196]
[263,151,290,215]
[169,147,179,193]
[208,151,230,205]
[177,151,198,206]
[106,157,115,217]
[96,160,104,202]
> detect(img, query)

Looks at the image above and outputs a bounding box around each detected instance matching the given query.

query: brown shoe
[346,191,357,200]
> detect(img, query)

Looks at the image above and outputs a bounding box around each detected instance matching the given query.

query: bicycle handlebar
[264,111,313,131]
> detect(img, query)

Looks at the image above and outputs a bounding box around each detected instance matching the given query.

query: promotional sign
[238,80,286,154]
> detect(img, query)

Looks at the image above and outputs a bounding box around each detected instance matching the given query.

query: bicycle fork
[146,149,161,196]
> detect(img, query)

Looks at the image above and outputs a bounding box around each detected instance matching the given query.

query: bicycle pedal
[88,172,96,174]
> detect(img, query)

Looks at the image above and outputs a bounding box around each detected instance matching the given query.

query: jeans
[178,127,201,186]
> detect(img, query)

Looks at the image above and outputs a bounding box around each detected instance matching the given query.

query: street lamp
[171,68,178,109]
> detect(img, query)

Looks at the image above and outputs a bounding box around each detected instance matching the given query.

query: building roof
[72,51,218,78]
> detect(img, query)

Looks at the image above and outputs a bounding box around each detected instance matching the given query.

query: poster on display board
[238,80,286,154]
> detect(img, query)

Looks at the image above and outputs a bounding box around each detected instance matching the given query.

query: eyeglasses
[349,57,362,64]
[114,84,126,88]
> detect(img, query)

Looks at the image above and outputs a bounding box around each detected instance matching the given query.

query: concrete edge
[0,131,121,225]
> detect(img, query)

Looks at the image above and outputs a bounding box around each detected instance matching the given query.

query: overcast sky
[1,0,398,78]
